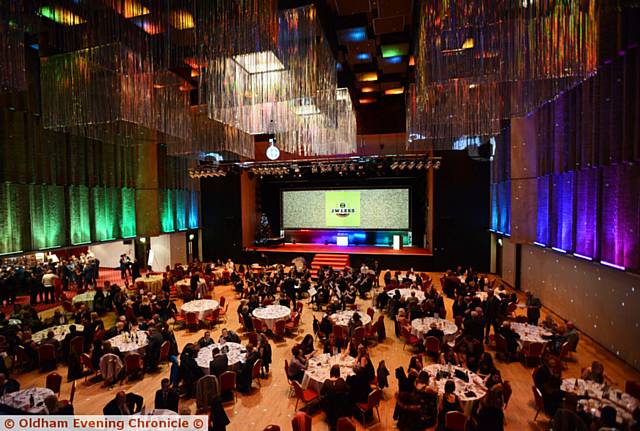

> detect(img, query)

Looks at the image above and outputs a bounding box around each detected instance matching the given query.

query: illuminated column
[510,116,538,243]
[135,136,161,237]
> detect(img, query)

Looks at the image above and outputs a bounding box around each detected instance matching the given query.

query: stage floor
[251,243,432,256]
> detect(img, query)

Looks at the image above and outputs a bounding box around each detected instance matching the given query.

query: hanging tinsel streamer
[0,0,26,94]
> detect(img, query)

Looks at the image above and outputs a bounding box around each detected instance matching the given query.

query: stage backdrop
[282,188,409,230]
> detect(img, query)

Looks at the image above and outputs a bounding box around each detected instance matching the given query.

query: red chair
[284,314,301,335]
[494,333,509,361]
[273,319,286,340]
[558,341,571,365]
[252,317,266,333]
[336,417,356,431]
[186,312,200,332]
[425,336,441,356]
[296,301,304,315]
[356,388,382,426]
[70,336,84,355]
[219,296,226,308]
[292,380,319,410]
[445,411,467,431]
[291,412,312,431]
[353,326,365,346]
[37,344,56,371]
[366,307,375,320]
[401,326,421,351]
[46,372,62,395]
[333,324,345,343]
[159,341,170,364]
[62,301,75,318]
[532,385,546,420]
[172,312,186,329]
[204,308,221,329]
[219,370,237,403]
[522,342,545,367]
[284,360,294,397]
[251,359,263,388]
[625,381,640,400]
[125,353,144,381]
[219,303,228,322]
[80,353,97,383]
[247,332,259,346]
[60,380,76,407]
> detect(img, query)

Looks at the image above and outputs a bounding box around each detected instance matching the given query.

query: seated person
[209,347,229,377]
[581,360,607,384]
[44,394,74,415]
[476,352,497,376]
[300,334,315,356]
[0,373,19,395]
[320,365,351,430]
[103,391,144,415]
[323,333,342,355]
[287,346,308,383]
[154,378,179,412]
[497,321,520,357]
[218,328,240,344]
[437,380,462,431]
[198,331,215,348]
[534,355,563,417]
[425,322,445,344]
[439,347,461,366]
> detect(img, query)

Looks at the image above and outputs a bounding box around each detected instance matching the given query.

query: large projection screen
[282,188,410,230]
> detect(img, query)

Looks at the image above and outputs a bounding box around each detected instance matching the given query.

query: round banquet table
[32,324,85,343]
[181,299,220,320]
[252,305,291,330]
[72,290,96,310]
[0,387,54,414]
[302,353,356,393]
[411,317,458,342]
[135,275,164,294]
[135,409,178,416]
[392,288,426,302]
[196,342,246,375]
[475,289,507,302]
[8,319,21,326]
[330,310,371,328]
[109,330,149,354]
[424,364,487,416]
[510,322,553,344]
[561,378,639,424]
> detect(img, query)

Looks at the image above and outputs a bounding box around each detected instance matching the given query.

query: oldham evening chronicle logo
[331,201,355,218]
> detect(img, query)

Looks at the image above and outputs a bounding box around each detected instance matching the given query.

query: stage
[251,243,432,256]
[244,243,433,270]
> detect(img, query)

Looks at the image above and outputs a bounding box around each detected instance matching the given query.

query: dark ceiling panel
[334,0,371,16]
[373,15,405,35]
[378,0,413,17]
[380,62,407,75]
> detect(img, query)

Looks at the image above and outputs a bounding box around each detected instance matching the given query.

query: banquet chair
[532,386,546,421]
[62,301,75,319]
[292,381,319,411]
[400,326,421,351]
[515,315,528,323]
[37,344,57,372]
[522,342,545,367]
[557,341,572,365]
[349,304,358,311]
[125,353,144,381]
[219,371,237,404]
[60,380,76,407]
[445,411,467,431]
[364,321,379,344]
[251,359,263,388]
[158,341,170,364]
[284,360,295,397]
[273,319,286,340]
[80,353,97,383]
[356,388,382,426]
[219,303,229,322]
[333,325,346,343]
[291,412,312,431]
[14,345,31,373]
[353,326,365,346]
[252,317,267,333]
[46,372,63,395]
[284,314,301,336]
[247,332,259,346]
[70,336,84,355]
[172,312,186,330]
[625,381,640,400]
[366,307,375,320]
[425,336,441,357]
[336,417,356,431]
[204,308,221,329]
[494,333,509,361]
[186,312,200,332]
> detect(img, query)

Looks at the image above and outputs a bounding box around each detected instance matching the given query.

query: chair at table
[557,341,572,365]
[172,311,186,330]
[186,312,200,332]
[159,340,170,364]
[366,307,375,320]
[125,353,144,381]
[219,303,228,322]
[532,385,547,421]
[284,314,301,336]
[353,326,365,346]
[291,412,312,431]
[494,333,509,361]
[292,380,319,410]
[333,325,346,343]
[80,353,97,383]
[204,308,221,329]
[60,380,76,407]
[37,344,57,372]
[625,380,640,400]
[62,301,75,319]
[46,371,63,395]
[425,336,441,356]
[522,342,545,367]
[336,417,356,431]
[284,360,294,397]
[70,336,84,355]
[252,317,266,333]
[219,371,237,404]
[445,411,467,431]
[400,326,421,351]
[247,332,259,346]
[273,319,286,340]
[356,388,382,426]
[251,359,262,388]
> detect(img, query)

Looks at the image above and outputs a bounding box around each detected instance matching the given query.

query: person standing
[526,291,542,325]
[483,289,501,343]
[41,270,58,304]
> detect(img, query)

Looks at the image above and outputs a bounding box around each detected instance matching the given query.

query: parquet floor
[18,272,640,431]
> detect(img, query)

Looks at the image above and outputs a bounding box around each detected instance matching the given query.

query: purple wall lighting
[575,168,599,259]
[551,171,574,252]
[536,175,550,245]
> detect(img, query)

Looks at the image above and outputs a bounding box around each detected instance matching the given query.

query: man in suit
[145,326,164,371]
[526,291,542,325]
[198,331,214,348]
[103,391,144,415]
[237,343,259,393]
[483,289,502,343]
[154,378,179,412]
[0,373,19,395]
[209,347,229,377]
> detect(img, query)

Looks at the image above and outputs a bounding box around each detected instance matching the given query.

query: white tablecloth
[72,290,96,310]
[393,288,426,302]
[475,289,507,302]
[196,342,246,374]
[510,322,552,344]
[330,310,371,327]
[181,299,220,320]
[302,353,356,393]
[135,275,164,294]
[135,409,178,416]
[252,305,291,330]
[0,387,54,414]
[411,317,458,342]
[32,324,85,343]
[424,364,487,416]
[109,330,149,354]
[561,379,638,424]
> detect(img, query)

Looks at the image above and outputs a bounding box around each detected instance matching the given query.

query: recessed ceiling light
[361,87,376,93]
[339,27,367,43]
[356,52,371,61]
[381,43,409,58]
[384,87,404,95]
[232,51,285,74]
[357,72,378,82]
[385,56,403,64]
[359,98,375,104]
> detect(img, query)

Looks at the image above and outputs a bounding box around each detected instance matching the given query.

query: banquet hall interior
[0,0,639,430]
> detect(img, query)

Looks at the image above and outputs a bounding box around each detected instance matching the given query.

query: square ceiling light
[359,98,376,104]
[355,52,371,61]
[384,87,404,95]
[339,27,367,43]
[233,51,285,74]
[357,71,378,82]
[381,43,409,58]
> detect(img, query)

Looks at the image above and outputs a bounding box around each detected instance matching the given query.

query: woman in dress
[437,380,462,431]
[258,334,272,378]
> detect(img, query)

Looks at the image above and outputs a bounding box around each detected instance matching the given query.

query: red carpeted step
[310,254,350,278]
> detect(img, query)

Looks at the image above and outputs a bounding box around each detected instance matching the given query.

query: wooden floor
[19,272,640,431]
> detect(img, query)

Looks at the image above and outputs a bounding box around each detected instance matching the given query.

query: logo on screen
[331,202,356,218]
